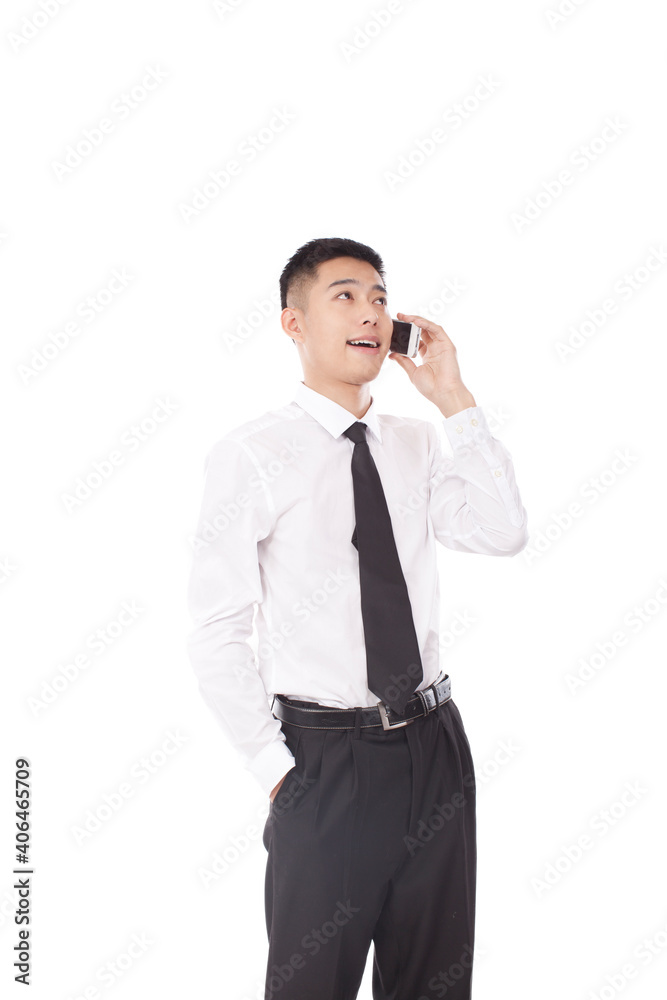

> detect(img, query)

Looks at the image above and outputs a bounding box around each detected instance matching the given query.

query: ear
[280,307,303,344]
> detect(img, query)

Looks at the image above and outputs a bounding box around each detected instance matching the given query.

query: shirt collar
[292,381,383,443]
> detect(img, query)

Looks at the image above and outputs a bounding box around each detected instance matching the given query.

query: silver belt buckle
[377,702,413,730]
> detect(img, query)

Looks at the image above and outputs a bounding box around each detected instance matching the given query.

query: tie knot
[343,422,368,445]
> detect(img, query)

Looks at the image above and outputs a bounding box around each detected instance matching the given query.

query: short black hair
[279,236,386,313]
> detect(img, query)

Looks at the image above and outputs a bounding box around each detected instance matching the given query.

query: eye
[336,291,388,304]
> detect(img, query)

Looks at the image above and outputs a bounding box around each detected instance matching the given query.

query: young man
[186,236,528,999]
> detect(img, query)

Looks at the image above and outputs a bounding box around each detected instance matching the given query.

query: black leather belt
[271,673,451,731]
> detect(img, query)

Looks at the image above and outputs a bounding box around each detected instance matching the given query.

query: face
[282,256,393,386]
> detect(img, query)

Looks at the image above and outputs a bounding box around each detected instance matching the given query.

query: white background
[2,0,666,998]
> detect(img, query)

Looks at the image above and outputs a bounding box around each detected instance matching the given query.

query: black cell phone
[391,319,421,358]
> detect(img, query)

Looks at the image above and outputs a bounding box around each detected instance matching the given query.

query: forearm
[428,405,529,555]
[433,384,477,418]
[186,624,295,796]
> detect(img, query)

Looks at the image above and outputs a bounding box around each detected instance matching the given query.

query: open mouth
[347,339,380,353]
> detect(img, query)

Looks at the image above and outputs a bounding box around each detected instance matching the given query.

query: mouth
[346,338,381,354]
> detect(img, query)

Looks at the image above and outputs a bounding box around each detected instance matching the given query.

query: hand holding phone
[390,319,421,359]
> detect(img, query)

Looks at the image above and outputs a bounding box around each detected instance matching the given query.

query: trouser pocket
[437,699,476,795]
[269,724,305,816]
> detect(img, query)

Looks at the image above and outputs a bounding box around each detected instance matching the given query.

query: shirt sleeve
[426,405,529,555]
[185,437,297,797]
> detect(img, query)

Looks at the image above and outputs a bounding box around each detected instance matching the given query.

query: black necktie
[343,421,423,715]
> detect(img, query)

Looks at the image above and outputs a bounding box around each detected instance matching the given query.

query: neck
[301,376,372,419]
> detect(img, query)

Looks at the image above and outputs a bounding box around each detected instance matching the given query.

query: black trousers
[262,693,477,1000]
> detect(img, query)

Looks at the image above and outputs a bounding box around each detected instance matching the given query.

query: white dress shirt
[186,380,529,796]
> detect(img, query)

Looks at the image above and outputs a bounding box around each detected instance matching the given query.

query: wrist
[434,387,477,418]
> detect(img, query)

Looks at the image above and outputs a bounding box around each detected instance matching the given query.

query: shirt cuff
[246,737,297,798]
[441,405,491,449]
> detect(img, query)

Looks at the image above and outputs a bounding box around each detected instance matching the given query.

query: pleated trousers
[262,693,477,1000]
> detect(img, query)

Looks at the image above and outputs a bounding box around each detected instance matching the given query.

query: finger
[397,312,448,340]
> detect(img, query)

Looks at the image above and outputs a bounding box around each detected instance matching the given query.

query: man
[186,236,528,999]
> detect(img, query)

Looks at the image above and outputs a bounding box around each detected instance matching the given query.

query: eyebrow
[326,278,387,294]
